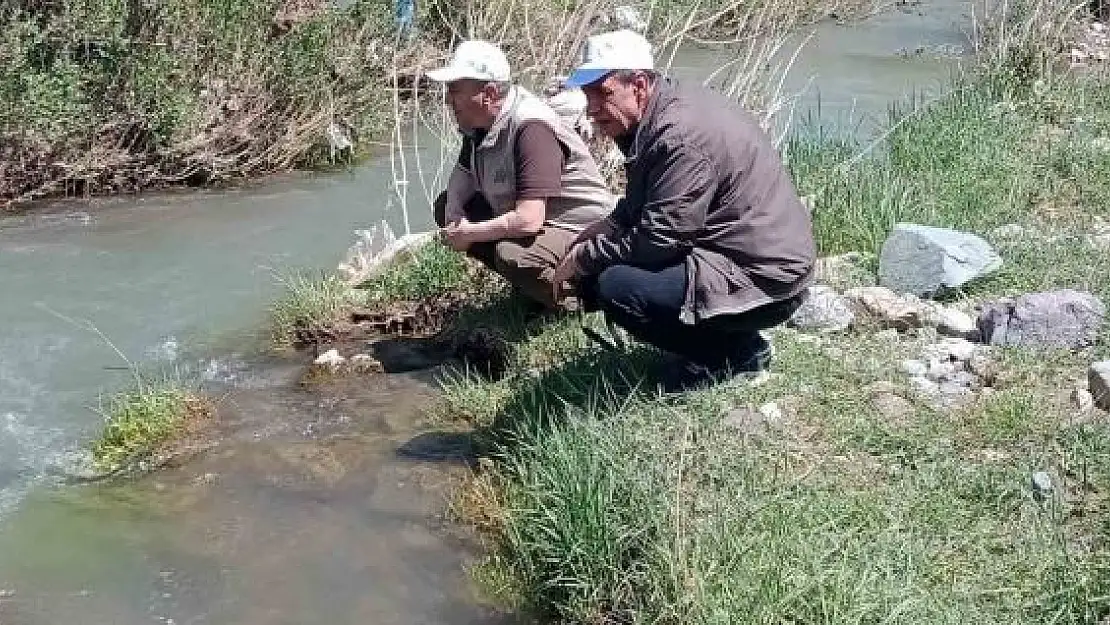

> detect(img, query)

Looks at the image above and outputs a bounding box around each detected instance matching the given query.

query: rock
[908,375,939,396]
[967,352,998,384]
[788,285,856,332]
[901,359,928,377]
[1090,361,1110,410]
[1072,387,1095,412]
[1031,471,1054,500]
[349,353,384,373]
[977,289,1106,349]
[801,194,817,213]
[926,359,960,381]
[845,286,928,330]
[938,370,979,390]
[815,252,875,289]
[314,349,346,369]
[922,305,978,339]
[921,338,979,363]
[878,223,1003,296]
[545,86,592,141]
[758,402,784,422]
[990,223,1029,240]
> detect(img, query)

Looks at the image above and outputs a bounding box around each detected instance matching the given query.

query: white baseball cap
[564,29,654,88]
[426,40,511,83]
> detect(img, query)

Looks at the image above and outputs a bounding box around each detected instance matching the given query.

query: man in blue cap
[552,30,817,390]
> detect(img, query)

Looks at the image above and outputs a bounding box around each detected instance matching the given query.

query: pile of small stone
[788,222,1110,412]
[900,338,995,406]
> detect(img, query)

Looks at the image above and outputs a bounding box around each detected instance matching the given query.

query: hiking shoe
[657,335,774,393]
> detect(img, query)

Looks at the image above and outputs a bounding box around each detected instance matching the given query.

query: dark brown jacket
[577,78,816,323]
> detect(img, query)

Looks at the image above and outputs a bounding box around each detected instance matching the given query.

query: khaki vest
[462,86,615,231]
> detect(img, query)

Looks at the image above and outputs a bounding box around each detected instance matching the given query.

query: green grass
[91,378,207,473]
[269,270,362,347]
[356,240,474,302]
[268,241,482,346]
[407,65,1110,623]
[789,73,1110,262]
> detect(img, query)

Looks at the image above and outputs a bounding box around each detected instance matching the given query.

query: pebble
[908,375,939,395]
[314,348,346,367]
[1031,471,1054,499]
[758,402,784,422]
[1072,387,1095,412]
[927,359,960,381]
[900,359,928,377]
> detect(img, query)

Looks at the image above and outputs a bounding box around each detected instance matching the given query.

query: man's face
[445,79,494,132]
[581,72,652,139]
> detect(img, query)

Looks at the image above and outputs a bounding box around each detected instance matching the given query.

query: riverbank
[259,1,1110,622]
[0,0,868,211]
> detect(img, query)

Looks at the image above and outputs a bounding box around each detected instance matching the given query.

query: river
[0,2,968,623]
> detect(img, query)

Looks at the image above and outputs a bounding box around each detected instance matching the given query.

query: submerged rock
[878,223,1003,296]
[977,289,1106,349]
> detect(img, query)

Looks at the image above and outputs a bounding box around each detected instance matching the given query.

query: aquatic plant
[91,378,212,473]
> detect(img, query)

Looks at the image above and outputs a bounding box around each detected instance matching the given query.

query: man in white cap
[426,40,616,311]
[552,29,817,390]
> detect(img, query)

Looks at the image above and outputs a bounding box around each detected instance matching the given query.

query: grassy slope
[423,71,1110,623]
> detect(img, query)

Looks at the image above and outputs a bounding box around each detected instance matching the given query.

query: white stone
[990,223,1029,240]
[314,349,346,368]
[923,305,978,338]
[921,338,980,363]
[758,402,784,422]
[901,359,929,377]
[1072,387,1095,412]
[908,375,939,396]
[349,353,383,373]
[926,358,959,381]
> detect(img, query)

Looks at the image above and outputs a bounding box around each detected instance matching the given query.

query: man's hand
[441,218,476,252]
[551,246,582,303]
[570,217,617,249]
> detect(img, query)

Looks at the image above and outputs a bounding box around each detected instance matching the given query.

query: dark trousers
[579,263,802,367]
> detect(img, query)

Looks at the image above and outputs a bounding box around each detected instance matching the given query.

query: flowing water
[0,2,970,622]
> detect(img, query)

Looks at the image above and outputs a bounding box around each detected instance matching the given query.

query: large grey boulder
[879,223,1003,296]
[978,289,1106,349]
[1090,361,1110,411]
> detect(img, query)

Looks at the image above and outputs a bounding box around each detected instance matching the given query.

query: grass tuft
[91,378,211,473]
